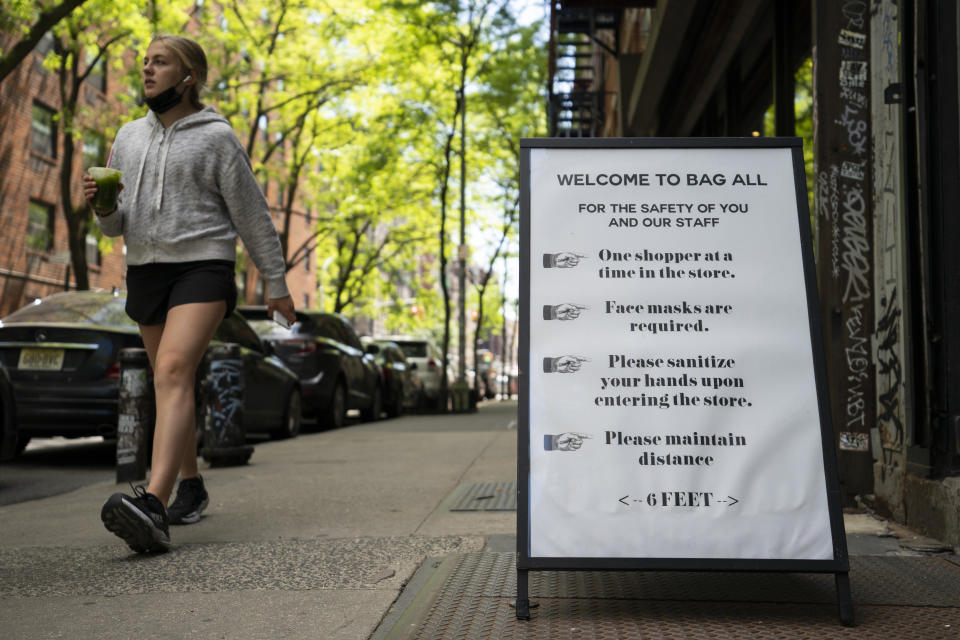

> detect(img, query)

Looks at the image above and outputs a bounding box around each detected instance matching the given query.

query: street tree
[468,16,545,396]
[308,46,441,316]
[379,0,520,407]
[41,0,187,290]
[195,0,370,278]
[374,1,459,408]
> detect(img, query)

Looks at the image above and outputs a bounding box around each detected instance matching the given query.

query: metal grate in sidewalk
[448,482,516,511]
[377,552,960,639]
[409,597,960,639]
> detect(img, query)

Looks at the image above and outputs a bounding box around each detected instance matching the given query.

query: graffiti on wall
[876,291,903,455]
[829,0,874,451]
[872,0,906,477]
[814,0,880,467]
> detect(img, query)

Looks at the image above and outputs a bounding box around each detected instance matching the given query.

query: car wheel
[415,389,429,413]
[362,385,382,422]
[321,381,346,430]
[11,435,30,458]
[386,389,403,418]
[272,388,302,440]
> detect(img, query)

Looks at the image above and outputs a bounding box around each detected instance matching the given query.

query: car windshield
[1,292,134,329]
[396,342,427,358]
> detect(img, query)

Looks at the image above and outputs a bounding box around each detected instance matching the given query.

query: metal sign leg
[515,568,531,620]
[835,571,855,626]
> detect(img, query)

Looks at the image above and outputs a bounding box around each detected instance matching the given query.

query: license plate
[18,348,65,371]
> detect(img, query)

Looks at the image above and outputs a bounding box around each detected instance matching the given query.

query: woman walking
[83,34,295,553]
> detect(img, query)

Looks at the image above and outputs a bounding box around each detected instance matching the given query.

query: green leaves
[5,0,545,335]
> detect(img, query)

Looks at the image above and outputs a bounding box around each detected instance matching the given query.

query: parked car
[376,336,449,410]
[238,306,382,428]
[362,339,423,417]
[0,364,18,460]
[0,291,301,454]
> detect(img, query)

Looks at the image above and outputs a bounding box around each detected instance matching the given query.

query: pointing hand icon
[554,355,588,372]
[554,252,586,268]
[556,432,590,451]
[544,432,592,451]
[555,303,586,320]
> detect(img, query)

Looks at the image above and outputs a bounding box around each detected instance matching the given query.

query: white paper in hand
[273,309,291,329]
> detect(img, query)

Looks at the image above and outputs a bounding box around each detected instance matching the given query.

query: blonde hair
[150,34,208,110]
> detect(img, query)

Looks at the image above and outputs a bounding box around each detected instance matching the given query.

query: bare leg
[139,323,203,490]
[144,301,225,505]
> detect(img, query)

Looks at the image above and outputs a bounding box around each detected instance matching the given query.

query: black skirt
[125,260,238,326]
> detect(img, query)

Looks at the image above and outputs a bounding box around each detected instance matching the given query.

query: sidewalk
[1,401,958,639]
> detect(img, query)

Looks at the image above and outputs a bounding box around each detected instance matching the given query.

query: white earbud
[183,75,192,83]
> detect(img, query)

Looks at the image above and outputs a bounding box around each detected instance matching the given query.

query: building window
[82,133,105,169]
[31,103,56,157]
[28,201,55,252]
[34,32,55,57]
[85,233,101,266]
[304,250,310,272]
[85,49,106,93]
[303,293,309,309]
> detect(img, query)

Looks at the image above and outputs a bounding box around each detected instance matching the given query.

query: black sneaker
[167,476,209,525]
[101,485,170,553]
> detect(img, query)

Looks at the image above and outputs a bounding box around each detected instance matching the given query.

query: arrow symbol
[717,496,739,506]
[619,495,630,506]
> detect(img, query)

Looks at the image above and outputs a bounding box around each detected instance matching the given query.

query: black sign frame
[516,137,852,625]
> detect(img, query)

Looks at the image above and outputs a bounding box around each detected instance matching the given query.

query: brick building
[0,32,317,317]
[0,33,125,315]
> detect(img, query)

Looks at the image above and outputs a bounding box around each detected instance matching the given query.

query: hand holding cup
[84,167,123,214]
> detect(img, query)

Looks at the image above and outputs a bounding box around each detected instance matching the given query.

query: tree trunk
[438,114,459,413]
[59,132,90,290]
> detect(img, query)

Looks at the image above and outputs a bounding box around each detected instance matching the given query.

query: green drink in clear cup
[89,167,122,211]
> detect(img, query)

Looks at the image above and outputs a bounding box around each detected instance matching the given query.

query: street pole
[501,251,508,400]
[457,82,467,385]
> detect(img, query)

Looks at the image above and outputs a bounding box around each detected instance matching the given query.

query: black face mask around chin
[145,84,186,115]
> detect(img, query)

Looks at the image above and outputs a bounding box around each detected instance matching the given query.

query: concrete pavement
[1,400,958,639]
[0,401,516,639]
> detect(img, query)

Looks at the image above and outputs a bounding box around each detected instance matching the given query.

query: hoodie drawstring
[154,127,173,214]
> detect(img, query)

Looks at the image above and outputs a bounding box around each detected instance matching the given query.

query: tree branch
[0,0,88,85]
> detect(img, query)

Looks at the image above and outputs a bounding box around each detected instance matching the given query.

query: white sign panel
[525,143,834,561]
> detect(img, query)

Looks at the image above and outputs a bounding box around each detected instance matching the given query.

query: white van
[376,336,449,409]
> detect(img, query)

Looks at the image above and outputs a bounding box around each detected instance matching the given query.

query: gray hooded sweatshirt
[95,106,289,299]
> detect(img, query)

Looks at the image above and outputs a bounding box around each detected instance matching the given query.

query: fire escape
[548,6,620,137]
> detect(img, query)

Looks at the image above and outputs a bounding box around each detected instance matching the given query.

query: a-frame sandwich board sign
[517,137,853,625]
